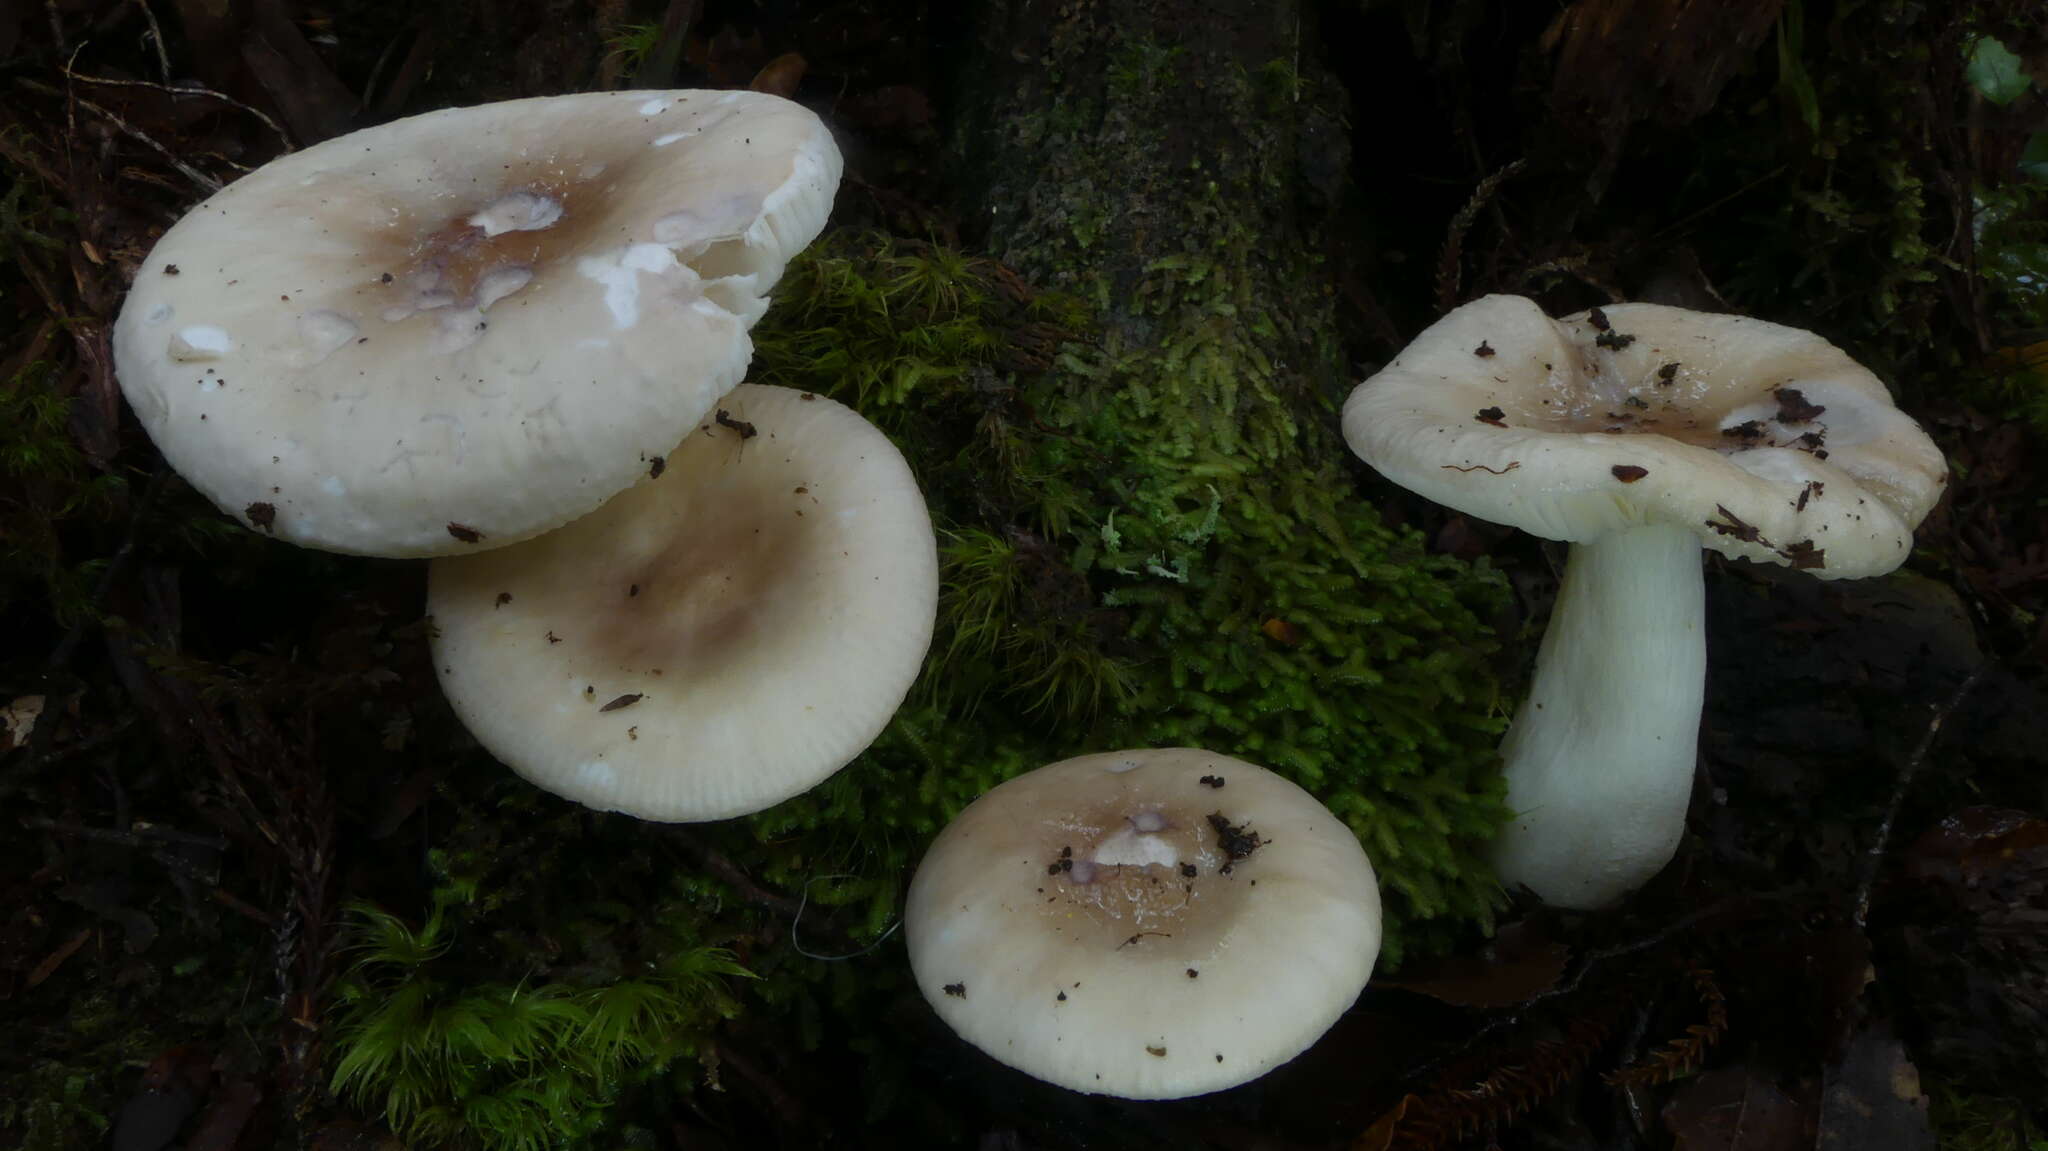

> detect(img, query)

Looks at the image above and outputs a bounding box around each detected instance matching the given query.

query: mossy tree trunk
[940,1,1515,958]
[954,0,1346,415]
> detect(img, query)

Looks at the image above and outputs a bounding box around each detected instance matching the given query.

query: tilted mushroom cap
[427,385,936,821]
[113,90,841,556]
[1342,296,1947,577]
[905,749,1381,1099]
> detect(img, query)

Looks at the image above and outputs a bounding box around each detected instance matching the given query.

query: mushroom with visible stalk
[113,89,840,557]
[1342,296,1947,909]
[905,748,1381,1099]
[427,385,938,821]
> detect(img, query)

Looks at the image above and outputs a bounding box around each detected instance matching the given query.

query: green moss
[326,217,1510,1142]
[751,222,1512,960]
[328,808,751,1151]
[1929,1081,2048,1151]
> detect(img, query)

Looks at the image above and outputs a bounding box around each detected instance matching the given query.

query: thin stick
[135,0,173,83]
[61,45,292,150]
[77,94,222,192]
[1852,664,1986,927]
[790,874,900,961]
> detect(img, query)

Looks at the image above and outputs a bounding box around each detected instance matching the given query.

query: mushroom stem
[1491,522,1706,909]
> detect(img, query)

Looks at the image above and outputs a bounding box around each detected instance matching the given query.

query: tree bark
[943,0,1513,957]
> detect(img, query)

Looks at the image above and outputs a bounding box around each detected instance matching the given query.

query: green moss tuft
[329,850,751,1150]
[750,224,1512,961]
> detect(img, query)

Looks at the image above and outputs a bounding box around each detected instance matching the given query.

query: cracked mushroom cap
[113,90,841,557]
[1342,296,1947,577]
[426,384,936,821]
[905,748,1381,1099]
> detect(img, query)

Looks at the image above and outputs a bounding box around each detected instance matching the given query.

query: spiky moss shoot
[751,223,1513,962]
[328,802,751,1151]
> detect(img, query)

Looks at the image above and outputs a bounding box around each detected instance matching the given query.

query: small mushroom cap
[427,384,936,821]
[1342,296,1948,577]
[904,748,1381,1100]
[114,90,841,556]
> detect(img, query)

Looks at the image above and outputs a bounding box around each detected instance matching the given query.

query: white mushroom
[1343,296,1947,909]
[905,748,1381,1099]
[112,90,841,557]
[427,385,937,822]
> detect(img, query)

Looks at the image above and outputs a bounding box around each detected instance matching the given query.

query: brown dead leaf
[838,84,935,134]
[1817,1023,1934,1151]
[2,695,46,750]
[186,1077,263,1151]
[24,927,91,989]
[1904,806,2048,886]
[1261,617,1303,646]
[1378,920,1570,1008]
[687,26,767,90]
[1353,1093,1414,1151]
[749,52,807,98]
[1661,1066,1811,1150]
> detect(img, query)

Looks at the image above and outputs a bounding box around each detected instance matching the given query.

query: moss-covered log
[921,0,1515,953]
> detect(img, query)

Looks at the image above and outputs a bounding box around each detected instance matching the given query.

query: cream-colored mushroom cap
[1342,296,1946,577]
[113,90,841,557]
[427,385,936,821]
[905,749,1381,1099]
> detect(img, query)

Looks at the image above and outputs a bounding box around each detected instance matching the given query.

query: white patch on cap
[638,97,672,115]
[653,130,697,147]
[169,325,233,362]
[474,266,534,311]
[299,309,359,362]
[467,191,563,237]
[321,476,346,496]
[1094,826,1179,869]
[430,308,487,354]
[145,303,174,325]
[575,760,618,793]
[1131,810,1168,833]
[577,243,687,330]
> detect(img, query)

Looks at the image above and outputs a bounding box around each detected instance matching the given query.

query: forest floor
[3,1,2046,1149]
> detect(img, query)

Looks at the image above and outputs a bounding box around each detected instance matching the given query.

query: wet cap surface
[427,385,937,822]
[114,90,841,556]
[905,748,1381,1099]
[1342,296,1947,578]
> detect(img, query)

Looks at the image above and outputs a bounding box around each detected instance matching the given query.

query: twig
[666,829,806,918]
[790,874,900,961]
[135,0,173,83]
[214,887,278,926]
[22,815,229,851]
[1853,664,1987,927]
[62,56,293,150]
[32,63,225,193]
[77,95,224,192]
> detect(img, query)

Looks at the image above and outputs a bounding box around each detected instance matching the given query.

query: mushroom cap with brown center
[113,90,840,557]
[1341,296,1947,577]
[904,748,1381,1099]
[426,384,936,821]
